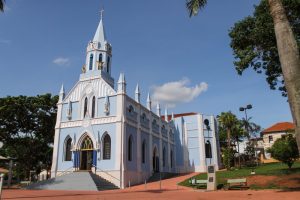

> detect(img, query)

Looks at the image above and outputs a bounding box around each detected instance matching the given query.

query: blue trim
[93,150,97,167]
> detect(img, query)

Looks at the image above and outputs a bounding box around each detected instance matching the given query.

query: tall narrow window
[89,54,94,70]
[142,140,146,164]
[107,56,110,73]
[170,150,173,168]
[128,135,133,161]
[163,147,166,167]
[103,134,111,160]
[92,96,96,118]
[84,97,88,118]
[98,53,102,62]
[65,137,72,161]
[205,140,212,158]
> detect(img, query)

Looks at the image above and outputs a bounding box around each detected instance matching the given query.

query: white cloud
[53,57,70,66]
[151,78,208,108]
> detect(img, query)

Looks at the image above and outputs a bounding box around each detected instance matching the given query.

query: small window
[84,97,88,118]
[128,105,134,114]
[269,135,273,143]
[205,140,212,158]
[128,135,133,161]
[142,140,146,164]
[152,119,157,126]
[64,137,72,161]
[99,53,102,62]
[89,54,94,70]
[103,134,111,160]
[141,113,146,122]
[107,56,110,73]
[91,96,96,118]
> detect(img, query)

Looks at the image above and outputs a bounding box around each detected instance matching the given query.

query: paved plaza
[2,173,300,200]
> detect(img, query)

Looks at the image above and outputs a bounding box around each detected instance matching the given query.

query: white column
[198,114,207,172]
[136,105,142,181]
[149,113,153,174]
[210,116,219,170]
[50,102,63,178]
[159,123,163,172]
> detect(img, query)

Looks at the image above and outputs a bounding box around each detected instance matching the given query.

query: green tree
[0,94,58,179]
[267,134,299,168]
[186,0,300,154]
[229,0,300,97]
[217,111,239,169]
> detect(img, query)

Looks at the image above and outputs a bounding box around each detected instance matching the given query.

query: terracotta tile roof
[262,122,295,134]
[161,112,197,121]
[0,168,8,173]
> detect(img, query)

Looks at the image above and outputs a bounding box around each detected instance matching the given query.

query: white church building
[50,12,221,189]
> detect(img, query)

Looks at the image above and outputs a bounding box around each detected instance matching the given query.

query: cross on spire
[100,8,104,20]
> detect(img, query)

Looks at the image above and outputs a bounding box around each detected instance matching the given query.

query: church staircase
[26,171,118,191]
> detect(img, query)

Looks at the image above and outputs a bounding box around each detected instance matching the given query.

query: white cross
[100,8,104,20]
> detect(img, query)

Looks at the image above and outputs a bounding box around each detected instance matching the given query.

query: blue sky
[0,0,292,129]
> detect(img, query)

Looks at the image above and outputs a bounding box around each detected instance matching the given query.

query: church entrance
[80,150,93,170]
[79,136,94,171]
[153,147,159,172]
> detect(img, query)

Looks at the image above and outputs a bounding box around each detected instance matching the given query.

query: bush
[267,134,299,169]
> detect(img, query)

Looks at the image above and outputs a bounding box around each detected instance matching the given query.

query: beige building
[261,122,295,162]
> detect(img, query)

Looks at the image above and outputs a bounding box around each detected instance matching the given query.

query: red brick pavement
[1,173,300,200]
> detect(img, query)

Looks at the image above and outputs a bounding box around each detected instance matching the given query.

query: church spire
[59,84,65,103]
[93,9,106,43]
[135,84,140,103]
[82,8,114,88]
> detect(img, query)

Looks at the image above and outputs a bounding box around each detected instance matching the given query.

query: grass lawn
[179,161,300,189]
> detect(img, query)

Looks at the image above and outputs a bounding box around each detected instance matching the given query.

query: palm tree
[0,0,4,12]
[218,111,239,169]
[186,0,300,154]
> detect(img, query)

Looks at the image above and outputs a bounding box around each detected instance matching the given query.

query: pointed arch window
[81,136,93,150]
[103,134,111,160]
[107,56,110,73]
[205,140,212,158]
[99,53,103,62]
[128,135,133,161]
[84,97,88,118]
[163,147,166,167]
[142,140,146,164]
[89,53,94,70]
[64,137,72,161]
[92,96,96,118]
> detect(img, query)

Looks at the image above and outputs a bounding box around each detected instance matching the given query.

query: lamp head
[247,104,252,109]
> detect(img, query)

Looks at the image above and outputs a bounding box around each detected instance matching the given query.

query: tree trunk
[268,0,300,154]
[227,128,231,169]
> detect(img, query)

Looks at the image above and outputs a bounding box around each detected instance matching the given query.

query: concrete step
[27,171,118,191]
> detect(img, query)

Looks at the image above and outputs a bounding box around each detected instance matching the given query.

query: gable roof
[261,122,295,134]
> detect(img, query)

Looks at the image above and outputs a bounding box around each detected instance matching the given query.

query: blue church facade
[50,13,221,189]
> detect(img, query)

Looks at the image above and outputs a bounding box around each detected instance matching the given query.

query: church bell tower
[81,9,114,87]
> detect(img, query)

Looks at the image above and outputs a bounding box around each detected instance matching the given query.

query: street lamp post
[239,104,253,168]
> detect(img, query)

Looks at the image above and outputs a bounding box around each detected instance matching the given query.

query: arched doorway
[153,147,159,172]
[80,136,94,170]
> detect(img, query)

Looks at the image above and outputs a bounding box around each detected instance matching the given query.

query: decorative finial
[100,8,104,21]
